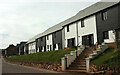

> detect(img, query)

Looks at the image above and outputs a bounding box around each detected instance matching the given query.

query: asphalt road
[2,59,57,73]
[1,59,88,75]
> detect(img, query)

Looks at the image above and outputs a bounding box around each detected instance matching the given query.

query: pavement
[1,59,88,75]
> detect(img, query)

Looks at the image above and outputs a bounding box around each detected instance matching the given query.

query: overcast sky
[0,0,99,49]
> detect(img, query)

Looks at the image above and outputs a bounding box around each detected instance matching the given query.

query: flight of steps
[66,47,94,73]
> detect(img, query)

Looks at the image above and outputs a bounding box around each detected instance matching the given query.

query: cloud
[0,0,98,49]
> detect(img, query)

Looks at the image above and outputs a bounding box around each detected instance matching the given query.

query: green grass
[104,49,120,66]
[91,46,120,66]
[7,48,76,63]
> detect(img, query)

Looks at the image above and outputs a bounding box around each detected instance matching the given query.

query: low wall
[85,44,108,72]
[61,45,85,71]
[5,58,62,72]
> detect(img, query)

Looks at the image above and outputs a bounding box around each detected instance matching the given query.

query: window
[102,11,108,20]
[103,31,109,39]
[81,19,84,27]
[47,35,49,40]
[50,45,52,50]
[67,25,69,32]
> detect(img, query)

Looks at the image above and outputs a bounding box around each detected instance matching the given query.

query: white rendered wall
[78,15,98,45]
[64,23,77,48]
[41,46,44,52]
[28,42,36,54]
[46,34,53,51]
[62,28,65,49]
[37,47,39,52]
[24,46,26,54]
[104,30,115,43]
[55,44,58,50]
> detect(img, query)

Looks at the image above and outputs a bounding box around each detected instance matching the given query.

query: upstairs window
[81,19,84,27]
[102,11,108,20]
[103,31,109,39]
[67,25,69,32]
[47,35,49,40]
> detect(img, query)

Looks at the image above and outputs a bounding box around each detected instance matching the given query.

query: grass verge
[6,48,76,64]
[91,46,120,66]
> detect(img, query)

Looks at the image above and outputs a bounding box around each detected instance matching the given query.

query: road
[2,59,57,73]
[2,59,88,75]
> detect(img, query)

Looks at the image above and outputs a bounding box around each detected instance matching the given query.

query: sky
[0,0,100,49]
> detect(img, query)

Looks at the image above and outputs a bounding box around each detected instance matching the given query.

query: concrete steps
[66,69,86,73]
[75,59,85,61]
[68,67,86,70]
[67,47,94,73]
[70,65,86,67]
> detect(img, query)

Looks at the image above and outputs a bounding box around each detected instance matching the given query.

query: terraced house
[25,2,120,54]
[18,42,27,55]
[26,36,36,54]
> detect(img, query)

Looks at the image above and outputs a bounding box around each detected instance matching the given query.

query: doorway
[82,34,94,47]
[67,38,75,47]
[50,45,52,51]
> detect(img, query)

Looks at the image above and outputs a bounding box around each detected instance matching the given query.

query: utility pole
[115,30,119,52]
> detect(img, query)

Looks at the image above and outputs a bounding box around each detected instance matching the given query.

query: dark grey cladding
[19,42,27,55]
[52,30,62,50]
[96,3,120,44]
[36,36,46,51]
[24,44,28,54]
[16,44,20,54]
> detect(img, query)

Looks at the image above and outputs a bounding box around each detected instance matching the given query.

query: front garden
[6,48,76,71]
[90,46,120,74]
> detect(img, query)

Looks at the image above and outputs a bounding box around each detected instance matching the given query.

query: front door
[67,38,75,47]
[82,34,94,47]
